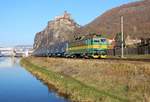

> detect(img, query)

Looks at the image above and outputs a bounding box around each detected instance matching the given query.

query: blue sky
[0,0,138,47]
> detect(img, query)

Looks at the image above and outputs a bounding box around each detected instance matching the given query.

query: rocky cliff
[76,0,150,39]
[34,11,80,50]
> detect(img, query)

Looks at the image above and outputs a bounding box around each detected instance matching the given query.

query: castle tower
[64,11,70,19]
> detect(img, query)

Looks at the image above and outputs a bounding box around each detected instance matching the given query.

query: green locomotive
[66,34,108,58]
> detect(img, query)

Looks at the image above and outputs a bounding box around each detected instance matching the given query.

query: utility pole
[121,16,124,58]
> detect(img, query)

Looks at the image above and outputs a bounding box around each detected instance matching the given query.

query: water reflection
[0,57,68,102]
[35,75,70,100]
[0,57,20,68]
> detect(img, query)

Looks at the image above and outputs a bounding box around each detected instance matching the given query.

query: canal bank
[21,57,150,102]
[21,57,139,102]
[21,58,118,102]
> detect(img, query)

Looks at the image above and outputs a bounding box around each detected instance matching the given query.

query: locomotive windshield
[94,40,99,42]
[101,38,106,42]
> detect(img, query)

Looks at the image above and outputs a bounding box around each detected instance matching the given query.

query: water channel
[0,57,68,102]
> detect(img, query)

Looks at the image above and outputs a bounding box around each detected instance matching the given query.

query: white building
[0,45,33,57]
[0,47,14,57]
[14,45,33,57]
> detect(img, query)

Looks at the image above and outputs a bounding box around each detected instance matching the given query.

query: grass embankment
[21,57,150,102]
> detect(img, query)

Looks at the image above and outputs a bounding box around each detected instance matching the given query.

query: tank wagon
[48,41,68,57]
[33,41,68,57]
[33,34,108,58]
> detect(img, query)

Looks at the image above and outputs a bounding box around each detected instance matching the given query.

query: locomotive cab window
[101,39,106,42]
[94,40,99,42]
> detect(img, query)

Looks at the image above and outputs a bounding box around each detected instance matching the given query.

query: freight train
[33,34,109,58]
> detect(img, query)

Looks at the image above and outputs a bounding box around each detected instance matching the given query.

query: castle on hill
[54,11,71,21]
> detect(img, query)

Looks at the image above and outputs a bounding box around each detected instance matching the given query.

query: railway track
[103,58,150,63]
[42,56,150,63]
[66,56,150,62]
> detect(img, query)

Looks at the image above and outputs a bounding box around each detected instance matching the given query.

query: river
[0,57,69,102]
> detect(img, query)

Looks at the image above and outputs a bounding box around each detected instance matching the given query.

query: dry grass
[26,57,150,102]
